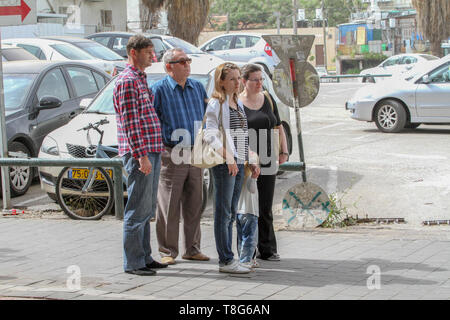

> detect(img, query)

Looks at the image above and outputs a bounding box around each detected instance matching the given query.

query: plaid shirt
[151,76,207,147]
[113,64,163,159]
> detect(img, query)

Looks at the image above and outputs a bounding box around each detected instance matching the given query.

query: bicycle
[55,118,210,220]
[55,118,124,220]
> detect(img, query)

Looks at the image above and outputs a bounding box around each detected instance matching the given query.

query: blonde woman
[239,63,288,262]
[204,62,259,274]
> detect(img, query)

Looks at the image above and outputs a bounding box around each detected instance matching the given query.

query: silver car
[346,55,450,133]
[199,33,280,76]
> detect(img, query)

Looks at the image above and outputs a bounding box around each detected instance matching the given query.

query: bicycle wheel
[56,167,114,220]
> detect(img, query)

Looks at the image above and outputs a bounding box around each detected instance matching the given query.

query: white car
[360,53,439,83]
[346,55,450,133]
[2,38,116,76]
[199,33,281,76]
[38,60,293,209]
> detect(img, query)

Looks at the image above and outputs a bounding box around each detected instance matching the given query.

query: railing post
[113,166,124,220]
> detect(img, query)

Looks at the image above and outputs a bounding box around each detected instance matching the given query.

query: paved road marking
[303,123,345,135]
[385,153,447,160]
[14,195,49,207]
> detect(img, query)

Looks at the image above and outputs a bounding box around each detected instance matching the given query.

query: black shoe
[146,261,168,269]
[125,267,157,276]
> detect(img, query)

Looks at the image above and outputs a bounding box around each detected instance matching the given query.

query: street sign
[0,0,36,26]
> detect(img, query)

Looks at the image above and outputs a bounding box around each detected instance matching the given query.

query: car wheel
[8,141,33,197]
[374,100,407,133]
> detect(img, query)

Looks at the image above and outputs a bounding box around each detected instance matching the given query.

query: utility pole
[292,0,297,35]
[226,11,230,33]
[274,11,281,35]
[322,0,328,71]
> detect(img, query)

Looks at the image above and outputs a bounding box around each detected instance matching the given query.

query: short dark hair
[241,63,262,80]
[126,35,153,55]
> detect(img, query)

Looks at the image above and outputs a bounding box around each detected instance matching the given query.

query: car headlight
[40,136,60,156]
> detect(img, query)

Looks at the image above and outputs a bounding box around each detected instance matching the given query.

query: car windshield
[87,74,210,114]
[163,37,204,54]
[76,42,124,61]
[50,44,95,60]
[3,74,36,110]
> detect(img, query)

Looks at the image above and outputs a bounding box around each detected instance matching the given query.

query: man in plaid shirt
[113,35,167,276]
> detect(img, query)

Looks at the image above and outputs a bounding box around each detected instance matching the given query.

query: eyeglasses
[168,58,192,65]
[248,78,265,82]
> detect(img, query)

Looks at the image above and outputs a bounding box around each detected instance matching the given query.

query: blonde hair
[211,62,241,105]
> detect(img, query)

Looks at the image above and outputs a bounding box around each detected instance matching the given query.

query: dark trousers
[256,173,277,258]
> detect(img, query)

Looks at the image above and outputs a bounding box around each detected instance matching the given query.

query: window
[37,69,70,102]
[148,38,167,61]
[16,44,46,60]
[382,57,400,67]
[248,36,260,47]
[76,42,123,61]
[400,56,417,65]
[91,36,111,47]
[163,37,203,54]
[3,74,36,110]
[50,44,94,60]
[93,71,107,89]
[427,63,450,83]
[234,36,247,49]
[66,67,99,97]
[101,10,113,27]
[205,36,233,51]
[113,37,129,51]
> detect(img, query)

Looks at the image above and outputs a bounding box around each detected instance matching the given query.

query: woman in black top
[239,64,289,261]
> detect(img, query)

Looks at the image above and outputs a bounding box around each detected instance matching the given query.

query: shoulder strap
[263,90,274,112]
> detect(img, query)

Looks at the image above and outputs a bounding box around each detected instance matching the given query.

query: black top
[243,93,281,167]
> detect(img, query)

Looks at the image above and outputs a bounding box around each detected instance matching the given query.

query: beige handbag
[191,103,226,169]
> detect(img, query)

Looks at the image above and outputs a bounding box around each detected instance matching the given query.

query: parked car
[1,44,38,61]
[42,36,126,73]
[198,33,280,76]
[86,31,224,66]
[38,59,293,211]
[2,38,117,76]
[360,53,439,83]
[346,55,450,133]
[1,60,111,196]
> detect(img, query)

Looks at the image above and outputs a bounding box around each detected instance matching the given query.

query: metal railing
[0,158,124,220]
[320,74,392,83]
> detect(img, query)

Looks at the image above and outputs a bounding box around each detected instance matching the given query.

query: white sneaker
[219,260,251,274]
[251,259,260,268]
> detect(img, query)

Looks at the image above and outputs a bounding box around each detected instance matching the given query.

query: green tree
[210,0,368,30]
[412,0,450,57]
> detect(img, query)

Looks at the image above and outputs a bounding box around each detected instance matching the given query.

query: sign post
[262,35,330,228]
[0,0,36,209]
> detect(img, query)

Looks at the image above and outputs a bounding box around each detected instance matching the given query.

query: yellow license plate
[69,168,112,180]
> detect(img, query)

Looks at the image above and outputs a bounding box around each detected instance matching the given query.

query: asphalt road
[2,81,450,225]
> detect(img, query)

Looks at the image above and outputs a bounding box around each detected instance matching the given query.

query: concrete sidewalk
[1,214,450,300]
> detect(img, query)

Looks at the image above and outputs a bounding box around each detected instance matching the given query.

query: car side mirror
[38,96,62,110]
[421,75,431,84]
[205,48,214,52]
[79,98,93,109]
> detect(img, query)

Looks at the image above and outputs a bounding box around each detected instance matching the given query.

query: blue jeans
[211,163,244,265]
[122,152,161,271]
[236,213,258,263]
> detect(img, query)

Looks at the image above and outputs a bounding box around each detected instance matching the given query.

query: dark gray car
[1,60,111,196]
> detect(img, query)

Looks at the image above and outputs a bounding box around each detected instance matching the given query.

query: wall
[199,27,337,71]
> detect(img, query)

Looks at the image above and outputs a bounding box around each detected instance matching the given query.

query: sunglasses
[168,58,192,65]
